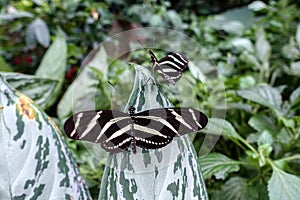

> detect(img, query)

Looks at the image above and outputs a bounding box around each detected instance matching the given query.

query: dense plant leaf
[248,1,268,12]
[290,86,300,108]
[202,118,241,139]
[1,72,58,109]
[26,18,50,48]
[0,76,91,199]
[248,113,277,134]
[207,6,255,35]
[290,61,300,77]
[255,27,271,63]
[216,102,252,113]
[0,11,33,20]
[217,177,258,200]
[188,61,206,83]
[237,85,282,115]
[231,38,254,53]
[268,168,300,200]
[199,153,240,179]
[239,75,256,89]
[239,51,260,69]
[277,127,294,145]
[35,29,67,109]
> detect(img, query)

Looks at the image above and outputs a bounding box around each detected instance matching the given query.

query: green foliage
[0,0,299,199]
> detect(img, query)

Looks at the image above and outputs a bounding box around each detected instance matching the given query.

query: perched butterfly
[149,50,189,85]
[64,106,208,154]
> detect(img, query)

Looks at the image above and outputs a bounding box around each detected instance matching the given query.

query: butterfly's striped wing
[64,110,133,153]
[150,50,189,85]
[64,107,208,153]
[132,107,208,149]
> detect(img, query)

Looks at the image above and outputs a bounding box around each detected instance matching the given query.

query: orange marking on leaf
[16,95,35,119]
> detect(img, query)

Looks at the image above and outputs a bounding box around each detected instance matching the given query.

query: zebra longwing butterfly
[64,106,208,153]
[149,50,189,85]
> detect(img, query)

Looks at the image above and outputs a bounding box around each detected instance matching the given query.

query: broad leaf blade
[26,18,50,48]
[202,118,240,139]
[248,113,277,133]
[35,29,67,109]
[1,72,58,109]
[0,76,91,199]
[255,27,271,63]
[199,153,240,179]
[218,177,258,200]
[237,85,282,116]
[268,168,300,200]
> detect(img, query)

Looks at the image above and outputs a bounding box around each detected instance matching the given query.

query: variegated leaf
[98,65,208,200]
[0,75,91,199]
[0,72,58,109]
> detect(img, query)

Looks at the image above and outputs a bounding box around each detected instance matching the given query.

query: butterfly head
[128,106,136,115]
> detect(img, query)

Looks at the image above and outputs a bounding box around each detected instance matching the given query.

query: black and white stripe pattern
[64,106,208,153]
[149,50,189,85]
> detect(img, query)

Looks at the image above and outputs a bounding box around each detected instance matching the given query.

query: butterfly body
[64,106,207,153]
[149,50,189,85]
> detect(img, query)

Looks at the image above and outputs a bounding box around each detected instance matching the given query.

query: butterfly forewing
[64,110,132,153]
[134,108,207,142]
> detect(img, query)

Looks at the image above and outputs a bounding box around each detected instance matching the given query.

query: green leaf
[231,38,254,53]
[268,168,300,200]
[239,75,256,89]
[255,27,271,63]
[35,29,67,109]
[258,143,273,166]
[218,177,258,200]
[277,127,294,144]
[199,153,240,179]
[207,7,255,35]
[240,51,260,69]
[188,61,206,83]
[248,113,277,134]
[290,61,300,77]
[26,18,50,48]
[164,10,183,29]
[217,102,252,113]
[257,131,274,146]
[248,1,268,12]
[202,118,241,139]
[0,72,58,109]
[57,45,109,119]
[0,11,33,20]
[290,86,300,106]
[0,55,12,72]
[237,85,282,116]
[0,75,91,199]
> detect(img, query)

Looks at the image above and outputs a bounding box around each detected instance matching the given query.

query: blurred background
[1,1,299,199]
